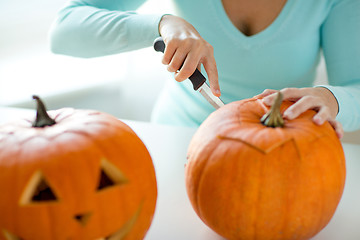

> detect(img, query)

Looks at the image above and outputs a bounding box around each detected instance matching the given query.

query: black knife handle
[153,37,206,91]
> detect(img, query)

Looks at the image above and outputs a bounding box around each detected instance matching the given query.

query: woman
[50,0,360,138]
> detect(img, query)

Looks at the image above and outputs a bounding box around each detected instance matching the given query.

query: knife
[153,37,225,109]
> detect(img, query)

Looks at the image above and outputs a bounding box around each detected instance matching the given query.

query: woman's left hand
[256,87,344,139]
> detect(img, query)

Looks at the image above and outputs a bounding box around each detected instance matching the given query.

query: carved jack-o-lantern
[0,96,157,240]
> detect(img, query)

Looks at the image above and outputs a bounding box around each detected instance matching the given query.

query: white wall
[0,0,173,121]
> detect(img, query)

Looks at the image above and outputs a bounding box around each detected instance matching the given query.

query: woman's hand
[256,87,344,138]
[158,15,221,97]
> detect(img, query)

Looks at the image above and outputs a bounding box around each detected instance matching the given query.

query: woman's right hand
[158,15,221,97]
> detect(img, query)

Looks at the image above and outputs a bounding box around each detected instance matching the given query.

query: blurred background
[0,0,173,121]
[0,0,358,143]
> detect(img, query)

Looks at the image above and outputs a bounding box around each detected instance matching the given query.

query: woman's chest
[171,0,331,86]
[221,0,287,36]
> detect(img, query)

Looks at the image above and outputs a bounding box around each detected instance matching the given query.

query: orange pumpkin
[0,96,157,240]
[185,93,346,240]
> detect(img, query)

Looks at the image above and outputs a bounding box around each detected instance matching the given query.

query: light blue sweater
[50,0,360,131]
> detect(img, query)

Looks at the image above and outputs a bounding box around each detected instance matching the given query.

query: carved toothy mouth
[2,203,143,240]
[95,203,142,240]
[2,229,23,240]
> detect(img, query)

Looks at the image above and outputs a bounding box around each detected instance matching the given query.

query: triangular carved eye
[3,229,24,240]
[20,171,59,205]
[97,159,128,191]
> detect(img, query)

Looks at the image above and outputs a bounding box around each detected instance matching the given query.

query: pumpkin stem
[261,92,284,128]
[32,95,56,128]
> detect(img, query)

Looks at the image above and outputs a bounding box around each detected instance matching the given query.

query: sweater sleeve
[318,0,360,131]
[49,0,163,58]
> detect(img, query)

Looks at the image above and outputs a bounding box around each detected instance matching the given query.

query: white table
[1,107,359,240]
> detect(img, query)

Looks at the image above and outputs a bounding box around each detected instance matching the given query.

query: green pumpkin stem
[261,92,285,128]
[32,95,56,128]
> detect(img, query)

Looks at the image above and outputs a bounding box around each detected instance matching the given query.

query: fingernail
[167,66,176,73]
[337,131,344,139]
[313,116,324,125]
[215,89,221,97]
[284,110,293,119]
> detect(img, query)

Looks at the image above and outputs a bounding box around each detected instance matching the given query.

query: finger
[256,89,278,99]
[280,88,308,101]
[283,96,320,120]
[312,106,331,125]
[167,49,188,74]
[202,55,220,97]
[174,50,202,82]
[329,120,344,139]
[263,88,307,106]
[162,41,177,65]
[262,90,290,105]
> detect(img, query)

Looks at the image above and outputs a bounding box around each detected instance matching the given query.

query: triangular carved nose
[74,212,92,226]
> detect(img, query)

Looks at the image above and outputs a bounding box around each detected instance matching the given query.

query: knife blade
[153,37,225,109]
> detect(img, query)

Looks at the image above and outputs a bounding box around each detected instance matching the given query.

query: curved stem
[32,95,56,128]
[261,92,284,128]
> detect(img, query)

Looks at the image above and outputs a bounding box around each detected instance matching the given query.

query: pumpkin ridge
[291,136,344,239]
[257,138,302,240]
[253,150,265,240]
[60,125,144,163]
[302,139,325,239]
[2,123,84,145]
[45,121,134,144]
[53,128,124,186]
[18,134,54,146]
[0,126,33,145]
[14,128,99,148]
[309,136,344,238]
[13,130,78,147]
[194,140,222,223]
[52,111,73,123]
[282,138,302,239]
[48,108,76,122]
[292,133,330,159]
[235,98,265,124]
[316,163,325,238]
